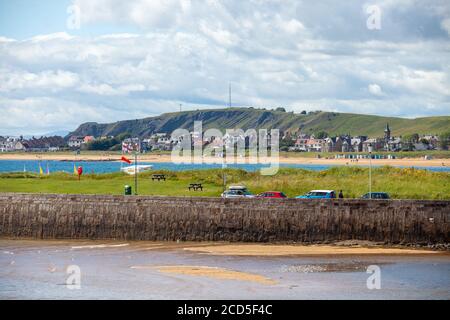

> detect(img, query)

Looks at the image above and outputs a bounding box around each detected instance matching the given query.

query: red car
[257,191,287,198]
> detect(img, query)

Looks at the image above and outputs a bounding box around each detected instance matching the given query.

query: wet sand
[1,240,449,299]
[0,153,448,167]
[183,244,438,256]
[133,265,277,285]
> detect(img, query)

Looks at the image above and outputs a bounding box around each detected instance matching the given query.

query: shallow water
[1,240,449,300]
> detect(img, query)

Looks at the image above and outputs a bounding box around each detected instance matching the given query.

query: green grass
[0,167,449,200]
[71,108,450,139]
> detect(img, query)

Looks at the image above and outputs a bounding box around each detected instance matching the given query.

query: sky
[0,0,449,135]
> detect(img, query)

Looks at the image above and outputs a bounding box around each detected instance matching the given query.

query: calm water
[1,240,449,300]
[0,160,449,174]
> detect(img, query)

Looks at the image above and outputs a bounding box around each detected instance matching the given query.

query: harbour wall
[0,193,448,244]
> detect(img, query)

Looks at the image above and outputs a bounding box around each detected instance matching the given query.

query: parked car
[221,185,254,198]
[361,192,390,199]
[296,190,336,199]
[257,191,287,198]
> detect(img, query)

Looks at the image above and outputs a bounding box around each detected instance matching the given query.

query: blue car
[296,190,336,199]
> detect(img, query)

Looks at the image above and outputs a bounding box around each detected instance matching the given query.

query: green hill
[67,108,450,138]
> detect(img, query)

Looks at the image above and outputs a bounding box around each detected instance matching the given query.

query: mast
[228,83,231,108]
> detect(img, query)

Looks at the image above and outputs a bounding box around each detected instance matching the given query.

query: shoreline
[1,239,447,254]
[0,153,449,167]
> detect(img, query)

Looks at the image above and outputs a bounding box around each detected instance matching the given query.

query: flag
[73,163,77,175]
[39,163,44,175]
[121,156,132,164]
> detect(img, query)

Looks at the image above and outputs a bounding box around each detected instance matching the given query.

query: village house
[0,137,26,152]
[293,137,309,151]
[68,136,84,149]
[422,135,439,149]
[385,137,403,151]
[305,138,324,152]
[142,133,174,151]
[350,136,367,152]
[362,138,384,152]
[84,136,95,144]
[122,137,141,153]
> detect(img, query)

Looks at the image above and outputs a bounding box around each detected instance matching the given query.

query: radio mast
[228,83,231,108]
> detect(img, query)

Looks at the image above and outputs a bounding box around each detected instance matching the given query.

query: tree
[314,131,328,139]
[402,133,419,144]
[275,107,286,112]
[439,131,450,150]
[300,110,307,115]
[280,137,295,149]
[85,132,131,151]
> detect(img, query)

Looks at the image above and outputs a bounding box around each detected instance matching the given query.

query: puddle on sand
[280,262,390,273]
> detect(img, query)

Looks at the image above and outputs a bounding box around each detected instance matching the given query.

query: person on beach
[339,190,344,199]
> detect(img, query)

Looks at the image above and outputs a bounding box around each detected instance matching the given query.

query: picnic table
[188,183,203,191]
[152,174,166,181]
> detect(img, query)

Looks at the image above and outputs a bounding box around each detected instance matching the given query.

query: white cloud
[0,69,79,92]
[368,84,383,96]
[30,32,75,42]
[441,18,450,36]
[0,0,449,135]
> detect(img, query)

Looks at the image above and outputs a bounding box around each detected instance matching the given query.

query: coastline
[1,239,446,254]
[0,152,449,167]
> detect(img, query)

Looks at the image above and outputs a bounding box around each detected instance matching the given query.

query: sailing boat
[119,154,152,175]
[119,143,152,175]
[120,164,153,175]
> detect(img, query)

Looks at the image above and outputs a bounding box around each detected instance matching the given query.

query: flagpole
[134,151,138,195]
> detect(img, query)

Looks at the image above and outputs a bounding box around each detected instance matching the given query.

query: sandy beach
[0,152,449,167]
[182,244,439,256]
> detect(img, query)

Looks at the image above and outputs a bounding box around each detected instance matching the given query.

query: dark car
[361,192,390,199]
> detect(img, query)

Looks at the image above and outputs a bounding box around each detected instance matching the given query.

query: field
[0,166,449,200]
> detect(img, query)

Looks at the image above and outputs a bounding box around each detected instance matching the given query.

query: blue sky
[0,0,449,135]
[0,0,139,39]
[0,0,71,39]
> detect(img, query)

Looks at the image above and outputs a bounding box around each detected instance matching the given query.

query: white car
[221,185,254,198]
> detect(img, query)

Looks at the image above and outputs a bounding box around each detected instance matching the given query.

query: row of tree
[83,133,131,151]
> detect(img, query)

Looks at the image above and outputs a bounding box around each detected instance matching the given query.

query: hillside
[67,108,450,139]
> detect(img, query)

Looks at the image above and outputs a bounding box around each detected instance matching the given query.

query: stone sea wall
[0,193,448,244]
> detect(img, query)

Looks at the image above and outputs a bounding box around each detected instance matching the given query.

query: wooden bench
[188,183,203,191]
[152,174,166,181]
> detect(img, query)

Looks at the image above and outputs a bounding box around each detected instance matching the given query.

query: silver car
[221,186,254,198]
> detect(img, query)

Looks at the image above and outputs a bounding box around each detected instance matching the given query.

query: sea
[0,159,449,174]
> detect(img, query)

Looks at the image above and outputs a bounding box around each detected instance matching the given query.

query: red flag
[121,156,132,164]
